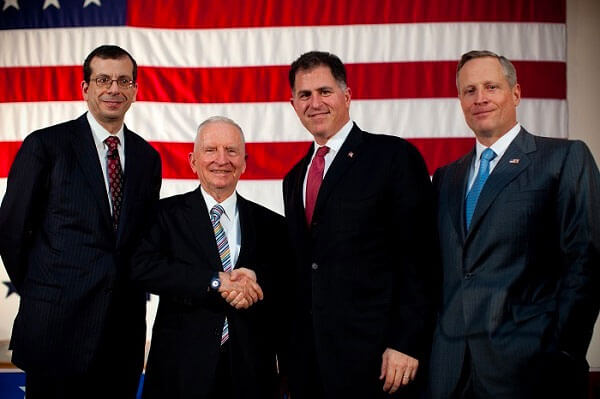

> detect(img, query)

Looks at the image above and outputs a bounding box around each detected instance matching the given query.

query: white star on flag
[2,0,19,11]
[42,0,60,9]
[83,0,101,7]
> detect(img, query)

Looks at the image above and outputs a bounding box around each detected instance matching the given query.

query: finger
[234,298,249,309]
[230,291,246,307]
[383,366,396,392]
[400,369,411,387]
[380,354,388,380]
[410,365,418,381]
[224,290,238,303]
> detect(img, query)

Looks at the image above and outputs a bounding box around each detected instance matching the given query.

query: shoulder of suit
[238,196,285,226]
[22,117,81,149]
[158,190,193,212]
[124,127,161,158]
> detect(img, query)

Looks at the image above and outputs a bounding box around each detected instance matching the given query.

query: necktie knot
[315,146,330,158]
[210,204,225,223]
[104,136,120,151]
[481,148,496,162]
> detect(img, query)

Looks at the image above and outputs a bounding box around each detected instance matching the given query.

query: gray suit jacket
[429,128,600,398]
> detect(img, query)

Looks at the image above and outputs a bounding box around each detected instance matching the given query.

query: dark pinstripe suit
[0,113,161,395]
[428,128,600,398]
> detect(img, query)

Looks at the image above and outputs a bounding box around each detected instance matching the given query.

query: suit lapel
[312,124,362,221]
[289,144,313,232]
[448,150,473,243]
[465,129,535,242]
[70,114,113,233]
[117,127,141,244]
[183,187,223,271]
[236,195,256,268]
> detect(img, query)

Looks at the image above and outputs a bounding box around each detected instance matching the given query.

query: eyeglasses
[92,75,135,89]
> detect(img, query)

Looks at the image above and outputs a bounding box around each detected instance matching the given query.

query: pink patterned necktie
[105,136,123,231]
[305,146,330,224]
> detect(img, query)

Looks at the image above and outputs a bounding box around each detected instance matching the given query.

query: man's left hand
[379,348,418,393]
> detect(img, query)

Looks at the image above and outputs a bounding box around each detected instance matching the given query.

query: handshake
[218,267,264,309]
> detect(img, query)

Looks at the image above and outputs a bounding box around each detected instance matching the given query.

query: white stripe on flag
[0,22,566,67]
[0,99,567,142]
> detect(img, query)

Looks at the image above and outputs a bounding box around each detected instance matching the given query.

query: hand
[379,348,418,393]
[219,268,264,309]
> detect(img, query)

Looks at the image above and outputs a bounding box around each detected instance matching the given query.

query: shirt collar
[474,122,521,161]
[87,111,125,150]
[312,119,353,155]
[200,186,238,222]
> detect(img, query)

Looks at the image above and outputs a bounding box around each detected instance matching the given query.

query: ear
[188,152,196,173]
[81,80,89,100]
[512,83,521,107]
[344,87,352,107]
[131,82,138,103]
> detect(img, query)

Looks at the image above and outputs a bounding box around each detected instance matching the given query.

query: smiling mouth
[473,109,494,116]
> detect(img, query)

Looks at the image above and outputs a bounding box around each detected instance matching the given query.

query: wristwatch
[210,274,221,291]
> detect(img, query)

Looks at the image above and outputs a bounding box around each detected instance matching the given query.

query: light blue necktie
[210,205,231,345]
[465,148,496,229]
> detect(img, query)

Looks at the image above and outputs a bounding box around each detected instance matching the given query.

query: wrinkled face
[291,65,351,145]
[189,121,246,200]
[82,56,137,131]
[458,57,520,144]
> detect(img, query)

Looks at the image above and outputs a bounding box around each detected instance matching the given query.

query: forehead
[294,65,337,89]
[89,56,134,77]
[198,122,243,146]
[458,57,506,85]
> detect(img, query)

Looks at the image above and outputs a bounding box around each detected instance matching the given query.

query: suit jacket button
[464,273,473,279]
[311,262,318,270]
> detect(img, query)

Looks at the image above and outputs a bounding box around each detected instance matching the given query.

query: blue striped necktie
[210,204,231,345]
[465,148,496,229]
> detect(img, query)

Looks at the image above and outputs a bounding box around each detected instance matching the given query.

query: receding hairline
[456,50,518,89]
[193,116,246,151]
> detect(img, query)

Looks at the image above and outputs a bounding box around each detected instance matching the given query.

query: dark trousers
[208,341,234,399]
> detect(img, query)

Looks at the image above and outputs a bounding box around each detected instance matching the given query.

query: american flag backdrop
[0,0,566,371]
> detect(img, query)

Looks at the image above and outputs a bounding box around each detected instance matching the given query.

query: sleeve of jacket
[0,133,49,292]
[129,201,214,301]
[554,140,600,359]
[386,140,441,361]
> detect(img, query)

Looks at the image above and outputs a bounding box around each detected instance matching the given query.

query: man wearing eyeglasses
[0,45,161,398]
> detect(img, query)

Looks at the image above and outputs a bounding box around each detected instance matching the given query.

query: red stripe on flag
[0,138,473,179]
[0,62,566,103]
[126,0,565,28]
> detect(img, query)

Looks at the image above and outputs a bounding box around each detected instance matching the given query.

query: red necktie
[105,136,123,231]
[305,146,330,224]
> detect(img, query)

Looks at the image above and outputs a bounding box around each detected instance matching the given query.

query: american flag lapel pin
[509,158,520,164]
[348,151,354,158]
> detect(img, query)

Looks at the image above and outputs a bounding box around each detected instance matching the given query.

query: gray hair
[456,50,518,89]
[195,115,245,146]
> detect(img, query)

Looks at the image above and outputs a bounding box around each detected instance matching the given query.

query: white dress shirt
[201,187,241,267]
[467,123,521,193]
[87,112,126,214]
[302,119,354,207]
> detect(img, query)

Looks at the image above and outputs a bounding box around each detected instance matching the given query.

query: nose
[309,93,323,108]
[215,148,228,163]
[474,89,487,104]
[106,80,120,93]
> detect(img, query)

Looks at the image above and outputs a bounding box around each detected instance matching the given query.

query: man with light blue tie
[428,50,600,399]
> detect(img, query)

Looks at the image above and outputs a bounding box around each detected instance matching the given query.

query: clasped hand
[218,268,264,309]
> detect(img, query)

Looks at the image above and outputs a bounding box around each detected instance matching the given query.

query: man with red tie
[282,51,439,399]
[0,45,161,398]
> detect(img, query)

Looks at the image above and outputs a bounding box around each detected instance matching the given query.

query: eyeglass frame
[90,75,136,89]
